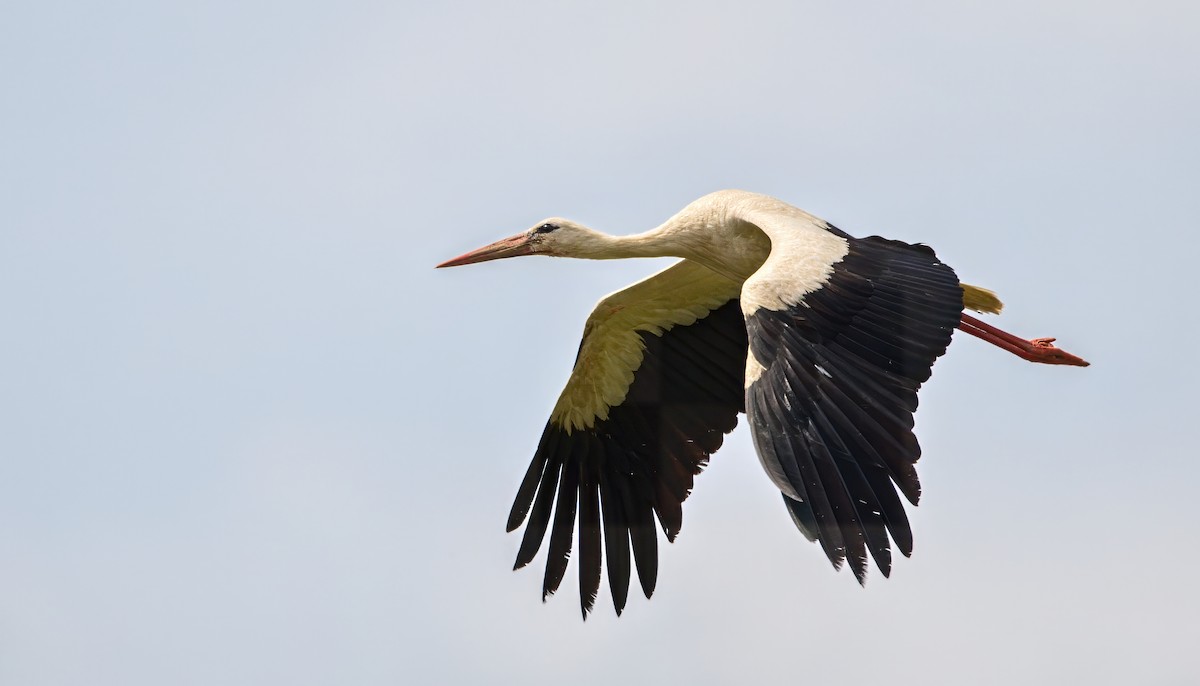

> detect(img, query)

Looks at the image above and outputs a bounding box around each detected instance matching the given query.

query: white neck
[555,192,776,282]
[561,228,680,260]
[578,227,766,283]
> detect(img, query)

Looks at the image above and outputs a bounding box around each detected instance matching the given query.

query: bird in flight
[437,190,1088,618]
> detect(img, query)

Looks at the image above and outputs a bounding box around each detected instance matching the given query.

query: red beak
[436,232,536,268]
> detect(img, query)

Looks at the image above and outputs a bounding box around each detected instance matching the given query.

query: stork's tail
[961,283,1003,315]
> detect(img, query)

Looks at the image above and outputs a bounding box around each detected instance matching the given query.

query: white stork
[437,190,1088,618]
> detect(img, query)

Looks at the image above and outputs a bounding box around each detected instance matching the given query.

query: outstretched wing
[739,206,964,583]
[508,260,747,617]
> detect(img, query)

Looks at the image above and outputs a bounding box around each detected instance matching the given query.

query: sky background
[2,1,1198,684]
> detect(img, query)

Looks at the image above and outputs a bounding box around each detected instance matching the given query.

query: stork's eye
[534,223,560,234]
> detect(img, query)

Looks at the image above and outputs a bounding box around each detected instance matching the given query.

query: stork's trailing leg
[958,314,1090,367]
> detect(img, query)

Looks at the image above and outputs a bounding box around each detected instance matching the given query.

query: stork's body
[438,190,1087,618]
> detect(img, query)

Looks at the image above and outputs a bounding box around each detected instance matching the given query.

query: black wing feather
[597,459,631,614]
[509,299,747,616]
[576,440,603,618]
[542,447,580,599]
[745,233,963,581]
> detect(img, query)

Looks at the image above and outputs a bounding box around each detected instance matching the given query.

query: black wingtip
[847,541,869,585]
[869,543,893,579]
[897,477,922,507]
[824,545,846,571]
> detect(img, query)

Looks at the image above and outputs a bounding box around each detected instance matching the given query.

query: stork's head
[436,218,600,267]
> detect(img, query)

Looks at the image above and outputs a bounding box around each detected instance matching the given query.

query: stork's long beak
[436,232,535,268]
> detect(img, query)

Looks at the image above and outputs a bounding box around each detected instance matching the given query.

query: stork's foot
[958,314,1090,367]
[1022,337,1090,367]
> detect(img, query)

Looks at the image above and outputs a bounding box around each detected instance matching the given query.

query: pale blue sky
[2,1,1198,684]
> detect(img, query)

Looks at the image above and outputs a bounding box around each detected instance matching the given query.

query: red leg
[958,314,1090,367]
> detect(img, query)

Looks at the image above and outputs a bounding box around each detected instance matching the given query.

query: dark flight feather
[745,232,963,580]
[507,299,747,616]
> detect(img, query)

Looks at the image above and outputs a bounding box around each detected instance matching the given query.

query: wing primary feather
[514,455,562,570]
[507,424,556,532]
[812,356,915,556]
[627,473,659,599]
[809,405,891,580]
[598,460,632,616]
[653,474,685,542]
[782,493,819,542]
[808,426,869,582]
[816,345,920,438]
[864,464,913,558]
[779,323,917,425]
[621,406,693,502]
[543,447,582,600]
[776,350,870,579]
[779,342,894,577]
[747,382,809,503]
[814,348,923,503]
[577,438,603,618]
[764,377,847,568]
